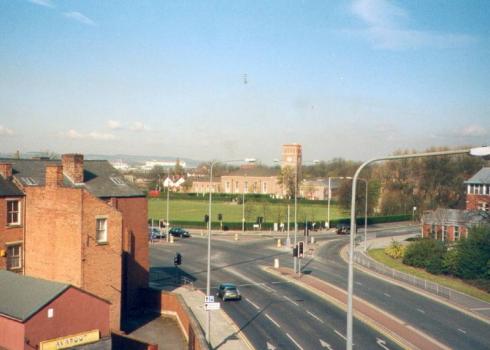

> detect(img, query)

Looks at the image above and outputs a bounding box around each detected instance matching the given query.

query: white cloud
[64,11,96,26]
[460,124,488,137]
[0,125,14,136]
[129,121,148,132]
[28,0,55,8]
[107,120,122,130]
[62,129,115,140]
[349,0,476,50]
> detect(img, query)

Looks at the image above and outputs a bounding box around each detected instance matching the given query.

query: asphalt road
[149,225,490,349]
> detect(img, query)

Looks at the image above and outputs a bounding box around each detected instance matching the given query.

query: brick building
[281,143,302,175]
[221,166,282,195]
[421,208,490,241]
[464,167,490,211]
[3,154,148,330]
[0,270,110,350]
[0,163,25,273]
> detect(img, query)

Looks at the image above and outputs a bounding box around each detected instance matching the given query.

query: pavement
[174,286,252,350]
[127,314,187,350]
[266,266,450,350]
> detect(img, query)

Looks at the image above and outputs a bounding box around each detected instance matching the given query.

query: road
[149,226,490,349]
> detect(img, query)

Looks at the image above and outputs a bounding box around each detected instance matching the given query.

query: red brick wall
[25,287,110,348]
[111,197,149,315]
[0,197,24,271]
[422,224,468,241]
[81,192,123,330]
[25,186,123,330]
[466,194,490,211]
[0,316,24,350]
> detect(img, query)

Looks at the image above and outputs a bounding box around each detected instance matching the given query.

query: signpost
[204,302,221,311]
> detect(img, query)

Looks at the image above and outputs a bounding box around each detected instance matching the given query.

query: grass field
[368,248,490,303]
[148,198,348,224]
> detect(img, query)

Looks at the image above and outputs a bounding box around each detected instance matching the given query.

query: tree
[454,225,490,280]
[278,166,297,199]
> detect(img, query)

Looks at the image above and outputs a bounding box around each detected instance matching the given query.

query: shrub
[403,239,446,269]
[455,225,490,280]
[384,240,405,259]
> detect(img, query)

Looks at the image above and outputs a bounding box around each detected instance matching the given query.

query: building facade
[2,154,148,330]
[465,167,490,212]
[221,166,282,196]
[0,164,25,273]
[281,143,302,174]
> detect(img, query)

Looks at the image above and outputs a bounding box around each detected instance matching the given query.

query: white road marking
[458,328,467,334]
[416,308,425,314]
[266,341,276,350]
[261,283,274,292]
[307,311,324,323]
[319,339,333,349]
[271,281,282,284]
[376,337,390,350]
[245,298,260,310]
[286,333,304,350]
[355,281,363,286]
[383,293,391,298]
[334,329,347,341]
[470,307,490,311]
[283,295,299,306]
[265,313,281,328]
[267,287,277,293]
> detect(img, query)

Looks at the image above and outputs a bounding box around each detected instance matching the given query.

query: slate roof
[464,167,490,185]
[3,159,144,198]
[422,208,490,226]
[223,167,280,177]
[0,270,69,322]
[0,176,24,197]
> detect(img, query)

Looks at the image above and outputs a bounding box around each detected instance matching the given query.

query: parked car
[216,283,241,301]
[169,227,191,238]
[148,227,166,240]
[336,224,350,235]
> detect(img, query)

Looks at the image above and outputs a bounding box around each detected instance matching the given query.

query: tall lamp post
[166,169,171,243]
[242,175,247,232]
[346,146,490,350]
[206,158,255,345]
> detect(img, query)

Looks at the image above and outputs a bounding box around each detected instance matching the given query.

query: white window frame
[441,225,447,242]
[95,217,108,244]
[454,226,460,241]
[7,243,22,270]
[6,198,21,226]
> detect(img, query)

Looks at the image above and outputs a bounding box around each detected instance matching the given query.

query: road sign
[204,296,214,303]
[204,302,221,311]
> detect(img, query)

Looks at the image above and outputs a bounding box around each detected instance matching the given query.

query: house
[465,167,490,212]
[300,178,339,200]
[0,164,25,273]
[0,270,110,350]
[221,166,282,196]
[191,179,222,195]
[421,208,490,241]
[2,154,148,330]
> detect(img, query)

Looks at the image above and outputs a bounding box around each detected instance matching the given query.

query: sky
[0,0,489,163]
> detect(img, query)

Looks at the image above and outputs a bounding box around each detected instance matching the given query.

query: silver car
[217,283,241,301]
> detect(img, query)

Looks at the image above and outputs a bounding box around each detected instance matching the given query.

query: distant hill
[0,151,201,168]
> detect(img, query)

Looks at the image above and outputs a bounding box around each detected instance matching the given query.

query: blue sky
[0,0,489,162]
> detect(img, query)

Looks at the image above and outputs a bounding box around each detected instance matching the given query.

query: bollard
[170,235,174,243]
[276,239,281,248]
[200,230,203,237]
[311,236,315,244]
[234,233,238,241]
[274,258,279,268]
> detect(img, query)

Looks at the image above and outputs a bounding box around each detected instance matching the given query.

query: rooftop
[464,167,490,185]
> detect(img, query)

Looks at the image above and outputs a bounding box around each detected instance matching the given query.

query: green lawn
[368,249,490,303]
[148,198,348,224]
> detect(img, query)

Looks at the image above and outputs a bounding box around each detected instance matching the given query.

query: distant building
[465,167,490,212]
[0,271,110,350]
[141,159,186,171]
[299,178,337,200]
[421,208,490,241]
[191,180,222,194]
[282,143,302,176]
[221,166,282,195]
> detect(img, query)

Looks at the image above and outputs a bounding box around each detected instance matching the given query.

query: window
[96,218,108,243]
[7,244,22,270]
[441,226,447,241]
[454,226,460,241]
[244,181,248,193]
[7,199,21,225]
[478,202,489,212]
[262,182,267,193]
[110,177,126,185]
[21,177,37,185]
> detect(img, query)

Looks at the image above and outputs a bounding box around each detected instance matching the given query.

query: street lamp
[166,168,171,243]
[346,146,490,350]
[242,175,247,232]
[205,158,255,344]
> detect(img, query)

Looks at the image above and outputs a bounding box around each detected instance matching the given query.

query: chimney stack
[62,154,84,184]
[0,163,12,180]
[45,165,64,188]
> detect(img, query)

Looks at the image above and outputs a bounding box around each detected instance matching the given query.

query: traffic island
[263,266,450,350]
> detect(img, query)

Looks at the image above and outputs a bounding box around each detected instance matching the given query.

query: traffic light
[218,213,223,221]
[298,241,304,258]
[174,253,182,266]
[204,214,209,223]
[293,246,298,257]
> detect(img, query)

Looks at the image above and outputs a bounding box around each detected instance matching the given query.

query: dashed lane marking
[265,313,281,328]
[307,311,324,323]
[416,308,425,314]
[383,293,391,298]
[286,333,304,350]
[334,329,347,341]
[458,328,467,334]
[245,298,260,310]
[283,295,299,306]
